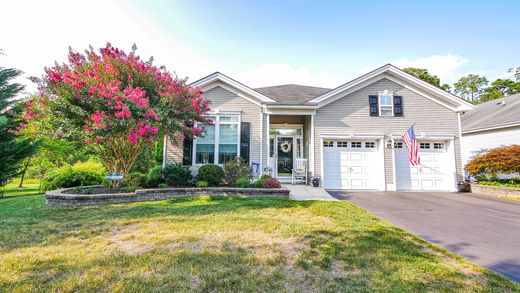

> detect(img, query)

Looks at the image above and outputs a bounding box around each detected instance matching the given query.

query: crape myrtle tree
[23,44,210,175]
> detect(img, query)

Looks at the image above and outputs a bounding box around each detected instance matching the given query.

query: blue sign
[105,173,124,181]
[251,162,260,176]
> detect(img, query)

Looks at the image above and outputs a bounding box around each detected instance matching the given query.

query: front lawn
[1,178,41,197]
[0,196,517,292]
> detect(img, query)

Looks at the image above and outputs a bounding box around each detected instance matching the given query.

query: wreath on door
[279,140,292,153]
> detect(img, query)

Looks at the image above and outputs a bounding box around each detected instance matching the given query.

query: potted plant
[311,176,320,187]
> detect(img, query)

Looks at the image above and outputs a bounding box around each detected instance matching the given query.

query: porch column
[310,114,315,175]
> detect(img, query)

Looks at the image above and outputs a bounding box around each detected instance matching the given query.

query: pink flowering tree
[23,44,210,175]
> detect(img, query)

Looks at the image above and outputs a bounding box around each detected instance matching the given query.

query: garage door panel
[395,141,454,191]
[323,140,383,190]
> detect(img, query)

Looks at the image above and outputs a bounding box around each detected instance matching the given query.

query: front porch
[265,114,314,184]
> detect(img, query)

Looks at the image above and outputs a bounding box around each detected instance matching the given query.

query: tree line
[403,67,520,104]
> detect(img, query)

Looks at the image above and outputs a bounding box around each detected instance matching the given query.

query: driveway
[328,191,520,282]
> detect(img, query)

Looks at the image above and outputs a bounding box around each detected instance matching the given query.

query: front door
[277,137,294,177]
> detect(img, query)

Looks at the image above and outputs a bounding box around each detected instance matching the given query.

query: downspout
[457,112,465,179]
[259,106,263,176]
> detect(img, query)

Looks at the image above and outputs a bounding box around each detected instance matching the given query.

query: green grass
[0,196,518,292]
[1,178,41,197]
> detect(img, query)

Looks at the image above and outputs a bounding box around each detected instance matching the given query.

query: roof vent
[497,100,506,106]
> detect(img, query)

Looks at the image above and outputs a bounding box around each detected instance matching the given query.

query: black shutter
[369,95,379,116]
[394,96,403,117]
[240,122,251,164]
[182,136,193,165]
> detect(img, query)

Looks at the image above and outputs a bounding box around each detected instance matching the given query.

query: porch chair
[291,158,308,185]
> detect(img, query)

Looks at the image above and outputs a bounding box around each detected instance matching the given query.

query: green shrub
[146,165,164,187]
[196,181,208,188]
[162,164,192,186]
[479,178,520,188]
[254,175,272,188]
[235,177,251,188]
[119,185,140,193]
[122,172,147,188]
[223,158,252,186]
[42,160,106,191]
[158,183,168,189]
[197,164,224,186]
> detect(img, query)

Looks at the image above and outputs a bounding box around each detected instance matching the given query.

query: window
[337,141,349,147]
[269,138,275,157]
[394,142,403,149]
[378,91,394,116]
[419,142,430,149]
[365,142,375,148]
[351,141,362,148]
[434,142,445,149]
[323,141,334,147]
[194,114,239,165]
[296,138,302,158]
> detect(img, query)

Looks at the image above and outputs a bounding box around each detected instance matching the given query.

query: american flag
[402,126,420,166]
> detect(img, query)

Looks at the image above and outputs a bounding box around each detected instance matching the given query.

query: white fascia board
[265,104,318,109]
[191,72,276,103]
[461,122,520,134]
[320,134,385,140]
[390,134,455,141]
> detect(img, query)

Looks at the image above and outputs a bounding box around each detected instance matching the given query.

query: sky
[1,0,519,94]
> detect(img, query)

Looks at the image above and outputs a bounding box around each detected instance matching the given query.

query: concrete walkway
[285,184,338,201]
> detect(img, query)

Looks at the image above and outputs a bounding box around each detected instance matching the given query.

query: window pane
[380,95,392,106]
[197,124,215,144]
[196,144,214,164]
[219,116,239,122]
[219,144,237,164]
[380,106,393,116]
[269,128,301,135]
[219,124,238,144]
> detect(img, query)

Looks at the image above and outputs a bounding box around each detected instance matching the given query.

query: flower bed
[471,184,520,199]
[45,185,290,206]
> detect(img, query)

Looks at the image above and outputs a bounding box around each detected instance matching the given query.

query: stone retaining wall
[46,185,290,206]
[471,184,520,198]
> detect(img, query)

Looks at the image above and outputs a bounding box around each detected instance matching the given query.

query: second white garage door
[322,140,385,190]
[395,141,456,191]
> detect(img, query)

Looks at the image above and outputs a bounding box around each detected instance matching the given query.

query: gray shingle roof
[461,93,520,133]
[254,84,330,103]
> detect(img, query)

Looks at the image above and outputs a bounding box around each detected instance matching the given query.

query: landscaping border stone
[45,185,290,206]
[471,184,520,198]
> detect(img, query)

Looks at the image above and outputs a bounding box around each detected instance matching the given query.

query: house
[461,93,520,167]
[164,64,474,191]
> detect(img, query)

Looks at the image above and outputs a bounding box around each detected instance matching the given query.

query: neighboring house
[164,64,473,191]
[461,93,520,168]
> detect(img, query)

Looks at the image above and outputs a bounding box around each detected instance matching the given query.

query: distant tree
[507,66,520,82]
[0,66,38,190]
[453,74,489,102]
[403,67,442,88]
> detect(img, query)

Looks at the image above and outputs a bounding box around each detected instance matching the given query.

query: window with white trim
[419,142,430,149]
[351,141,362,148]
[433,142,445,149]
[337,141,349,147]
[394,142,403,148]
[378,91,393,116]
[323,141,334,147]
[365,142,375,148]
[195,114,240,165]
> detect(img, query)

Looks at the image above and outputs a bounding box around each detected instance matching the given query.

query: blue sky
[2,0,519,91]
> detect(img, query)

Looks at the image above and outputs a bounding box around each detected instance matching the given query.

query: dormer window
[379,91,394,116]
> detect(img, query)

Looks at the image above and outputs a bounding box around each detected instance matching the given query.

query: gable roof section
[461,93,520,134]
[255,84,330,103]
[190,72,276,105]
[309,64,474,112]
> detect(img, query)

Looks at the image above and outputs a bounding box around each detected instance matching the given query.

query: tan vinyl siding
[314,78,462,183]
[164,137,183,164]
[303,115,312,176]
[166,86,265,167]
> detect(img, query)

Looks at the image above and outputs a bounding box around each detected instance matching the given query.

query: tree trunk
[18,159,31,188]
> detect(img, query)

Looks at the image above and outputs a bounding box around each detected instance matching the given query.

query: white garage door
[323,140,384,190]
[395,141,455,191]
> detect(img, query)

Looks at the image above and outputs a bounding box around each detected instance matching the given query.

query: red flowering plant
[23,44,210,175]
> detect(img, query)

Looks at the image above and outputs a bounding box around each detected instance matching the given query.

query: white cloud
[240,63,346,88]
[390,54,469,81]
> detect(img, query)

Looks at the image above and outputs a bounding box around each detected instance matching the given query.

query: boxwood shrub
[197,164,224,186]
[42,160,106,191]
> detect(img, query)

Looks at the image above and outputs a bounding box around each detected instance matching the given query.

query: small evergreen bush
[196,181,208,188]
[197,164,224,186]
[235,177,251,188]
[162,163,192,186]
[42,160,106,191]
[146,165,164,187]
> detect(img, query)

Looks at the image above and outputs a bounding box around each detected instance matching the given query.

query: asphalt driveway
[328,191,520,282]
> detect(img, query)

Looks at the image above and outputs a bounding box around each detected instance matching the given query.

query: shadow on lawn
[0,196,314,250]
